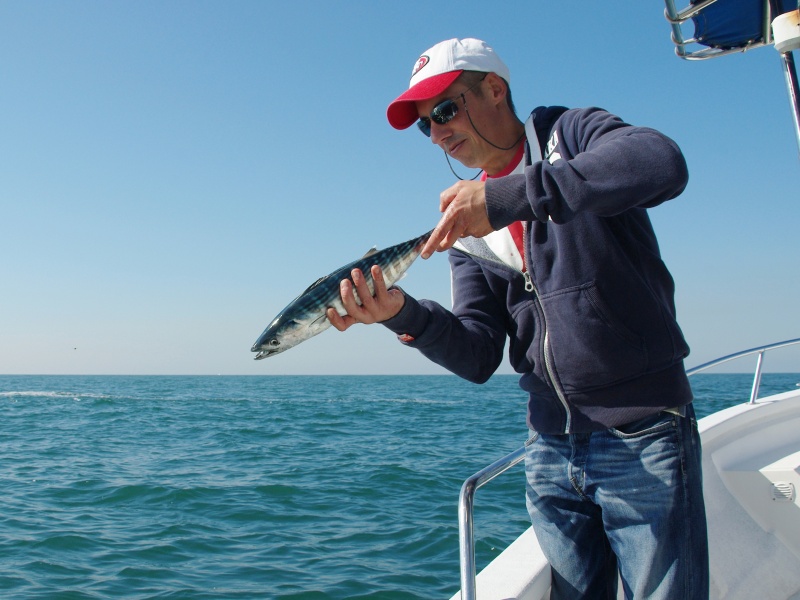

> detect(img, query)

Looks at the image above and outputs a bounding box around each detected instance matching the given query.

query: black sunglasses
[416,74,487,137]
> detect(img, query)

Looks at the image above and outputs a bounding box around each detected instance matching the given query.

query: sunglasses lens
[431,99,458,124]
[416,98,459,137]
[417,117,431,137]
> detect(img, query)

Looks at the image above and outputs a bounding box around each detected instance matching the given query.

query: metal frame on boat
[663,0,800,156]
[452,338,800,600]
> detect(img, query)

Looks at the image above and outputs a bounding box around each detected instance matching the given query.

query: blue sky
[1,1,798,375]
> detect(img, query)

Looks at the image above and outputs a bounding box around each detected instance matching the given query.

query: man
[328,38,708,599]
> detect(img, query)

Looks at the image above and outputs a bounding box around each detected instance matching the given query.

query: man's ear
[484,72,509,108]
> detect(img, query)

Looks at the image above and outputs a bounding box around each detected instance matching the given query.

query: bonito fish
[251,230,432,359]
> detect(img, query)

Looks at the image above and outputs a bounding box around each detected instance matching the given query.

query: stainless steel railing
[662,0,775,60]
[456,337,800,600]
[457,445,526,600]
[685,337,800,403]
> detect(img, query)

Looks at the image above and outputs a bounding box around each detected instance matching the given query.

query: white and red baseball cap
[386,38,511,130]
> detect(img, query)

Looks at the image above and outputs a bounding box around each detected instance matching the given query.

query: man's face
[415,76,497,171]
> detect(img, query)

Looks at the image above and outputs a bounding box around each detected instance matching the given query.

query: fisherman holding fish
[327,38,708,599]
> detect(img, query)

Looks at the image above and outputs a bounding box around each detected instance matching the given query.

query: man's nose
[430,122,450,146]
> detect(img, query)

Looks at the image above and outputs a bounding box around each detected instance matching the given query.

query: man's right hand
[421,179,493,259]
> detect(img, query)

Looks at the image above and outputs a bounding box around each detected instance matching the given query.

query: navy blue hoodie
[383,106,692,434]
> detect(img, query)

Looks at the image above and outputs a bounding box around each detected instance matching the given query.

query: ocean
[2,373,798,599]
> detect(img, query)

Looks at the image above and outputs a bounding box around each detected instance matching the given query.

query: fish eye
[269,339,280,347]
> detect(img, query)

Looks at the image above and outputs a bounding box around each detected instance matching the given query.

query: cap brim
[386,70,463,130]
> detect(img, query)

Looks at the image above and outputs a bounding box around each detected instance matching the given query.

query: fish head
[251,310,332,360]
[251,315,305,359]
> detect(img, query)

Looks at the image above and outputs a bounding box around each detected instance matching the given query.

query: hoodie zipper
[520,224,534,292]
[519,222,572,434]
[456,228,573,434]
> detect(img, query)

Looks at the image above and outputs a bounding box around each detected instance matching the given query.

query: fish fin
[301,275,328,295]
[311,314,329,327]
[361,246,378,259]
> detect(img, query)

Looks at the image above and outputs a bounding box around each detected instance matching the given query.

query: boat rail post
[749,350,766,404]
[458,445,526,600]
[458,476,478,600]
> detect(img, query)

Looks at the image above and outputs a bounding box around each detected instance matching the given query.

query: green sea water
[1,373,798,599]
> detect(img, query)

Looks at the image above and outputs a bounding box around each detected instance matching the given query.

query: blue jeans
[524,405,708,600]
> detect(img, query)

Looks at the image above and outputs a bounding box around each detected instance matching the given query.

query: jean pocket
[609,411,676,438]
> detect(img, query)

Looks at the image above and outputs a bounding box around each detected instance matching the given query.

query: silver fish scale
[252,231,432,359]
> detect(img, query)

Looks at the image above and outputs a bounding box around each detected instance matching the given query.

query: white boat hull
[701,389,800,599]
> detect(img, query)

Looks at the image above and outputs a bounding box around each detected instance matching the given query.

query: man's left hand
[327,265,406,331]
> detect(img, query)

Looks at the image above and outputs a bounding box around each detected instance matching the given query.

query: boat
[450,338,800,600]
[449,1,800,598]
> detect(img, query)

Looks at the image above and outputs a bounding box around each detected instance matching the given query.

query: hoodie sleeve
[485,107,689,228]
[381,250,507,384]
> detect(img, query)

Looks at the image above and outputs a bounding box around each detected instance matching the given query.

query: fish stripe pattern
[251,230,432,359]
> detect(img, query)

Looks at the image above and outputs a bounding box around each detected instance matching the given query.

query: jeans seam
[569,475,589,500]
[568,435,589,500]
[676,412,693,599]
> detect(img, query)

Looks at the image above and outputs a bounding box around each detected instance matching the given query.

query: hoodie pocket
[540,282,647,392]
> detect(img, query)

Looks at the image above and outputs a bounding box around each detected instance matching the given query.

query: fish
[251,230,433,359]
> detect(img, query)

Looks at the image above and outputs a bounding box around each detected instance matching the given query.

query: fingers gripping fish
[251,231,433,359]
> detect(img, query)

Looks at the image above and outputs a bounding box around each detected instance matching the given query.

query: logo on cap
[412,55,429,77]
